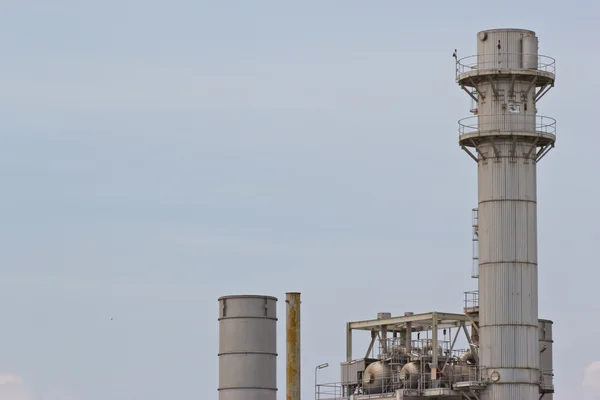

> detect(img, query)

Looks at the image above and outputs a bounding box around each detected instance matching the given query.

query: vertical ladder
[471,208,479,279]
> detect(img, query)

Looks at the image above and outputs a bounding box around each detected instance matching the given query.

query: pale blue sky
[0,1,599,399]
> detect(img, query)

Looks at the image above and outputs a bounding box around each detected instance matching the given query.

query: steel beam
[348,312,470,331]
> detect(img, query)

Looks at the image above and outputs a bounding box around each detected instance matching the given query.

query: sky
[0,1,599,399]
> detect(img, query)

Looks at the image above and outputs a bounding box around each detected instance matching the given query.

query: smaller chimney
[286,292,301,400]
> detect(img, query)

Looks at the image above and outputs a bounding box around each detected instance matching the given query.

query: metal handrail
[539,369,554,392]
[316,365,488,398]
[456,53,556,78]
[316,381,393,399]
[458,114,556,136]
[449,365,488,385]
[464,291,479,310]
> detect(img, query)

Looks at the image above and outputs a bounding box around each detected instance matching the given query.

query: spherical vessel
[218,295,278,400]
[362,361,391,394]
[398,362,425,389]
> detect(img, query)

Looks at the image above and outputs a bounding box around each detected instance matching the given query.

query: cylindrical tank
[362,361,391,394]
[476,29,531,71]
[475,29,539,138]
[398,362,426,389]
[522,34,539,69]
[539,319,553,400]
[218,295,278,400]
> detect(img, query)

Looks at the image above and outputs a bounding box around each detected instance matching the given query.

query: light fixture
[490,371,501,383]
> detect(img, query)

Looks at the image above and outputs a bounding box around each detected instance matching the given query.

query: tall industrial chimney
[218,295,278,400]
[456,29,556,400]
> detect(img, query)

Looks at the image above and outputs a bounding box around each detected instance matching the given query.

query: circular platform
[456,54,555,87]
[458,114,556,147]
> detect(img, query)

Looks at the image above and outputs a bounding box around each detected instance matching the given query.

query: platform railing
[378,338,453,358]
[456,53,556,78]
[464,291,479,311]
[316,365,488,399]
[403,365,487,390]
[449,365,487,386]
[540,369,554,392]
[458,114,556,137]
[316,378,397,400]
[316,382,345,400]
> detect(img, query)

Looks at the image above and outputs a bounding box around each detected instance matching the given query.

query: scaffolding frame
[346,312,474,363]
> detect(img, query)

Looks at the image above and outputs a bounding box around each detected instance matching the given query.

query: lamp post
[314,363,329,400]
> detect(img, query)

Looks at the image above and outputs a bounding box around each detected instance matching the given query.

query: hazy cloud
[0,374,34,400]
[584,362,600,399]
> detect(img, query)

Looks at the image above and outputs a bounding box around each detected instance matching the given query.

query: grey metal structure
[318,312,486,399]
[316,310,555,399]
[218,295,278,400]
[313,28,557,400]
[539,319,554,400]
[456,28,556,400]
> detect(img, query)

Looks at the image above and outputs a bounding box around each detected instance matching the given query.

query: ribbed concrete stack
[218,295,278,400]
[456,29,556,400]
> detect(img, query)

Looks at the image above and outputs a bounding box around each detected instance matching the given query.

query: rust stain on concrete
[286,292,301,400]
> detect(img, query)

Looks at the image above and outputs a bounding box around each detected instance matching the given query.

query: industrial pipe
[286,292,301,400]
[377,312,391,355]
[404,312,414,354]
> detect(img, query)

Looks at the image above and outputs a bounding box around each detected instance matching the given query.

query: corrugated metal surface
[218,295,278,400]
[479,263,538,324]
[462,28,552,400]
[479,323,539,366]
[477,81,537,133]
[477,140,540,400]
[477,29,531,70]
[484,384,539,400]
